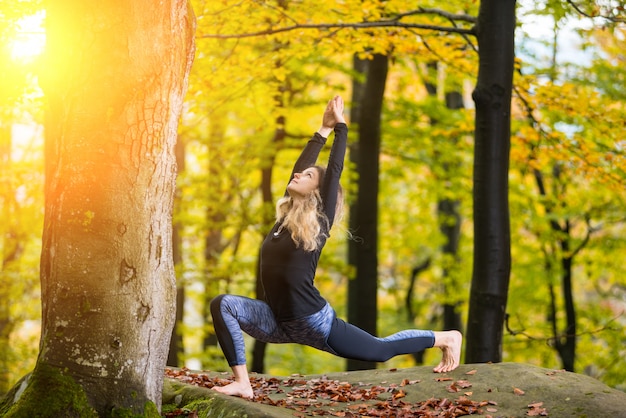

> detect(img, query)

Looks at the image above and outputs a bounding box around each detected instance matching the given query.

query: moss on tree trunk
[0,364,162,418]
[1,364,97,417]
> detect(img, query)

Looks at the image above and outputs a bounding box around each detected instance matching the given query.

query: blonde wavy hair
[276,166,343,252]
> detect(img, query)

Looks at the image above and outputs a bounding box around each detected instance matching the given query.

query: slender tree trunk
[201,109,235,361]
[406,259,431,364]
[347,53,388,371]
[534,169,577,371]
[438,198,463,331]
[411,64,464,358]
[202,219,225,353]
[6,1,195,415]
[251,112,286,373]
[558,250,576,371]
[439,90,463,332]
[168,138,186,367]
[251,256,268,373]
[465,0,516,363]
[425,69,465,333]
[0,123,17,395]
[545,16,577,373]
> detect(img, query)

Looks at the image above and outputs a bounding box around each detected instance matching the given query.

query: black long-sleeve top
[260,123,347,321]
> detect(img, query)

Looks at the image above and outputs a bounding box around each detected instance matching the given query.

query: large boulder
[163,362,626,417]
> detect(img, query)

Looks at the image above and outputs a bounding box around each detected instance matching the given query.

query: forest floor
[162,362,626,417]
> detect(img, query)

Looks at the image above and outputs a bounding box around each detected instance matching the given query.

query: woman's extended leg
[326,318,462,372]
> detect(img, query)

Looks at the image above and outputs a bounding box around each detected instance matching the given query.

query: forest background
[1,0,625,398]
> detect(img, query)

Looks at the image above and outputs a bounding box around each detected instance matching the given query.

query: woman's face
[287,167,320,197]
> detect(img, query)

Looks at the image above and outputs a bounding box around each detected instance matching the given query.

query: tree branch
[392,7,477,24]
[199,20,475,39]
[565,0,626,23]
[505,311,624,342]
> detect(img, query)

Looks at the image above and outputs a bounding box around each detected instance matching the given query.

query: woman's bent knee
[210,294,227,317]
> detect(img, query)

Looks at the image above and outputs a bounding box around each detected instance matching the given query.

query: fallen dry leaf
[513,387,526,396]
[392,389,406,400]
[399,378,421,386]
[447,380,473,393]
[527,401,548,416]
[456,380,472,388]
[545,370,565,376]
[465,369,478,375]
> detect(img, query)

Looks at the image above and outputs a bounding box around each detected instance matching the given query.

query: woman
[210,96,462,399]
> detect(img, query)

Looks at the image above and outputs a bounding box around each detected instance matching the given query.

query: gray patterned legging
[210,294,435,366]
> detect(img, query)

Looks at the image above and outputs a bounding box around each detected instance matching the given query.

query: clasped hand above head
[318,96,346,137]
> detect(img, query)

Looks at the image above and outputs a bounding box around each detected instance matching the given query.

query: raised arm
[319,96,347,226]
[284,96,346,195]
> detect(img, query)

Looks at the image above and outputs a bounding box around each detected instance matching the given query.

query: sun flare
[9,12,46,62]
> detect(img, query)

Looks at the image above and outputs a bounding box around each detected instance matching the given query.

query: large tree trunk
[465,0,516,363]
[347,53,388,371]
[6,0,195,415]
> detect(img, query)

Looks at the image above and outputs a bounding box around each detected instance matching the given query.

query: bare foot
[212,381,254,399]
[432,330,462,373]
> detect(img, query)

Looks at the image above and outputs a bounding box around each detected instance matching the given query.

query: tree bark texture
[465,0,516,363]
[30,0,195,414]
[347,54,388,371]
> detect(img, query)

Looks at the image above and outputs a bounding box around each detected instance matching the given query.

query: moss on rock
[162,379,293,418]
[109,402,160,418]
